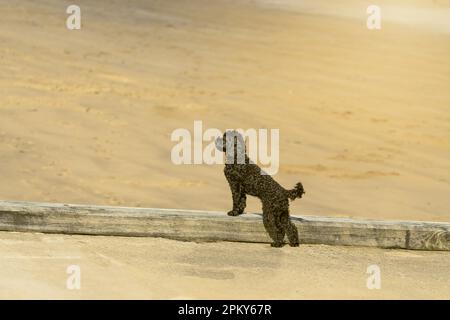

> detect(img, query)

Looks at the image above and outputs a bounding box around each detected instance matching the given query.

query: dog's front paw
[289,243,300,247]
[227,210,244,216]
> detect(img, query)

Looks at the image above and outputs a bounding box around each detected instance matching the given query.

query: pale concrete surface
[0,231,448,299]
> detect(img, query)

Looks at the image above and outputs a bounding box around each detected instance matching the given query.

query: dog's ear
[235,133,246,159]
[224,131,235,152]
[224,130,246,164]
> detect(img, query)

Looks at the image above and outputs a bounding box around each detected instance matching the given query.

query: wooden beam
[0,200,448,251]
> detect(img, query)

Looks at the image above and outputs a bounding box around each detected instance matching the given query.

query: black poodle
[215,130,305,247]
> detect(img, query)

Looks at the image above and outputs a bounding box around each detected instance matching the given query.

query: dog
[215,130,305,247]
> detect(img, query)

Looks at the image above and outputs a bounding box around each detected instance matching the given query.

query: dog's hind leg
[263,209,285,247]
[281,212,299,247]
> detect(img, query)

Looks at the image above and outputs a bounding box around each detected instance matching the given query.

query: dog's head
[215,130,246,164]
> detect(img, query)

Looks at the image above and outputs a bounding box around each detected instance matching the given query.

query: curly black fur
[216,130,305,247]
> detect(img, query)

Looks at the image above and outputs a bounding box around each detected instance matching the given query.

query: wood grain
[0,200,448,250]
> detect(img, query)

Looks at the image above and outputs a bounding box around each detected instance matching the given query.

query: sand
[0,231,448,299]
[0,0,449,221]
[0,0,449,299]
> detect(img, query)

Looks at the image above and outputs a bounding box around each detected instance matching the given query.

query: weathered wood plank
[0,200,448,250]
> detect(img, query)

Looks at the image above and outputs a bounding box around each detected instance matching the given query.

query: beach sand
[0,0,449,299]
[0,0,449,221]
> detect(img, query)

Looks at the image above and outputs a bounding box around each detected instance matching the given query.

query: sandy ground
[0,0,449,300]
[0,231,448,299]
[0,0,449,222]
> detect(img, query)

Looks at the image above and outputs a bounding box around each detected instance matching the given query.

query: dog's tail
[286,182,305,201]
